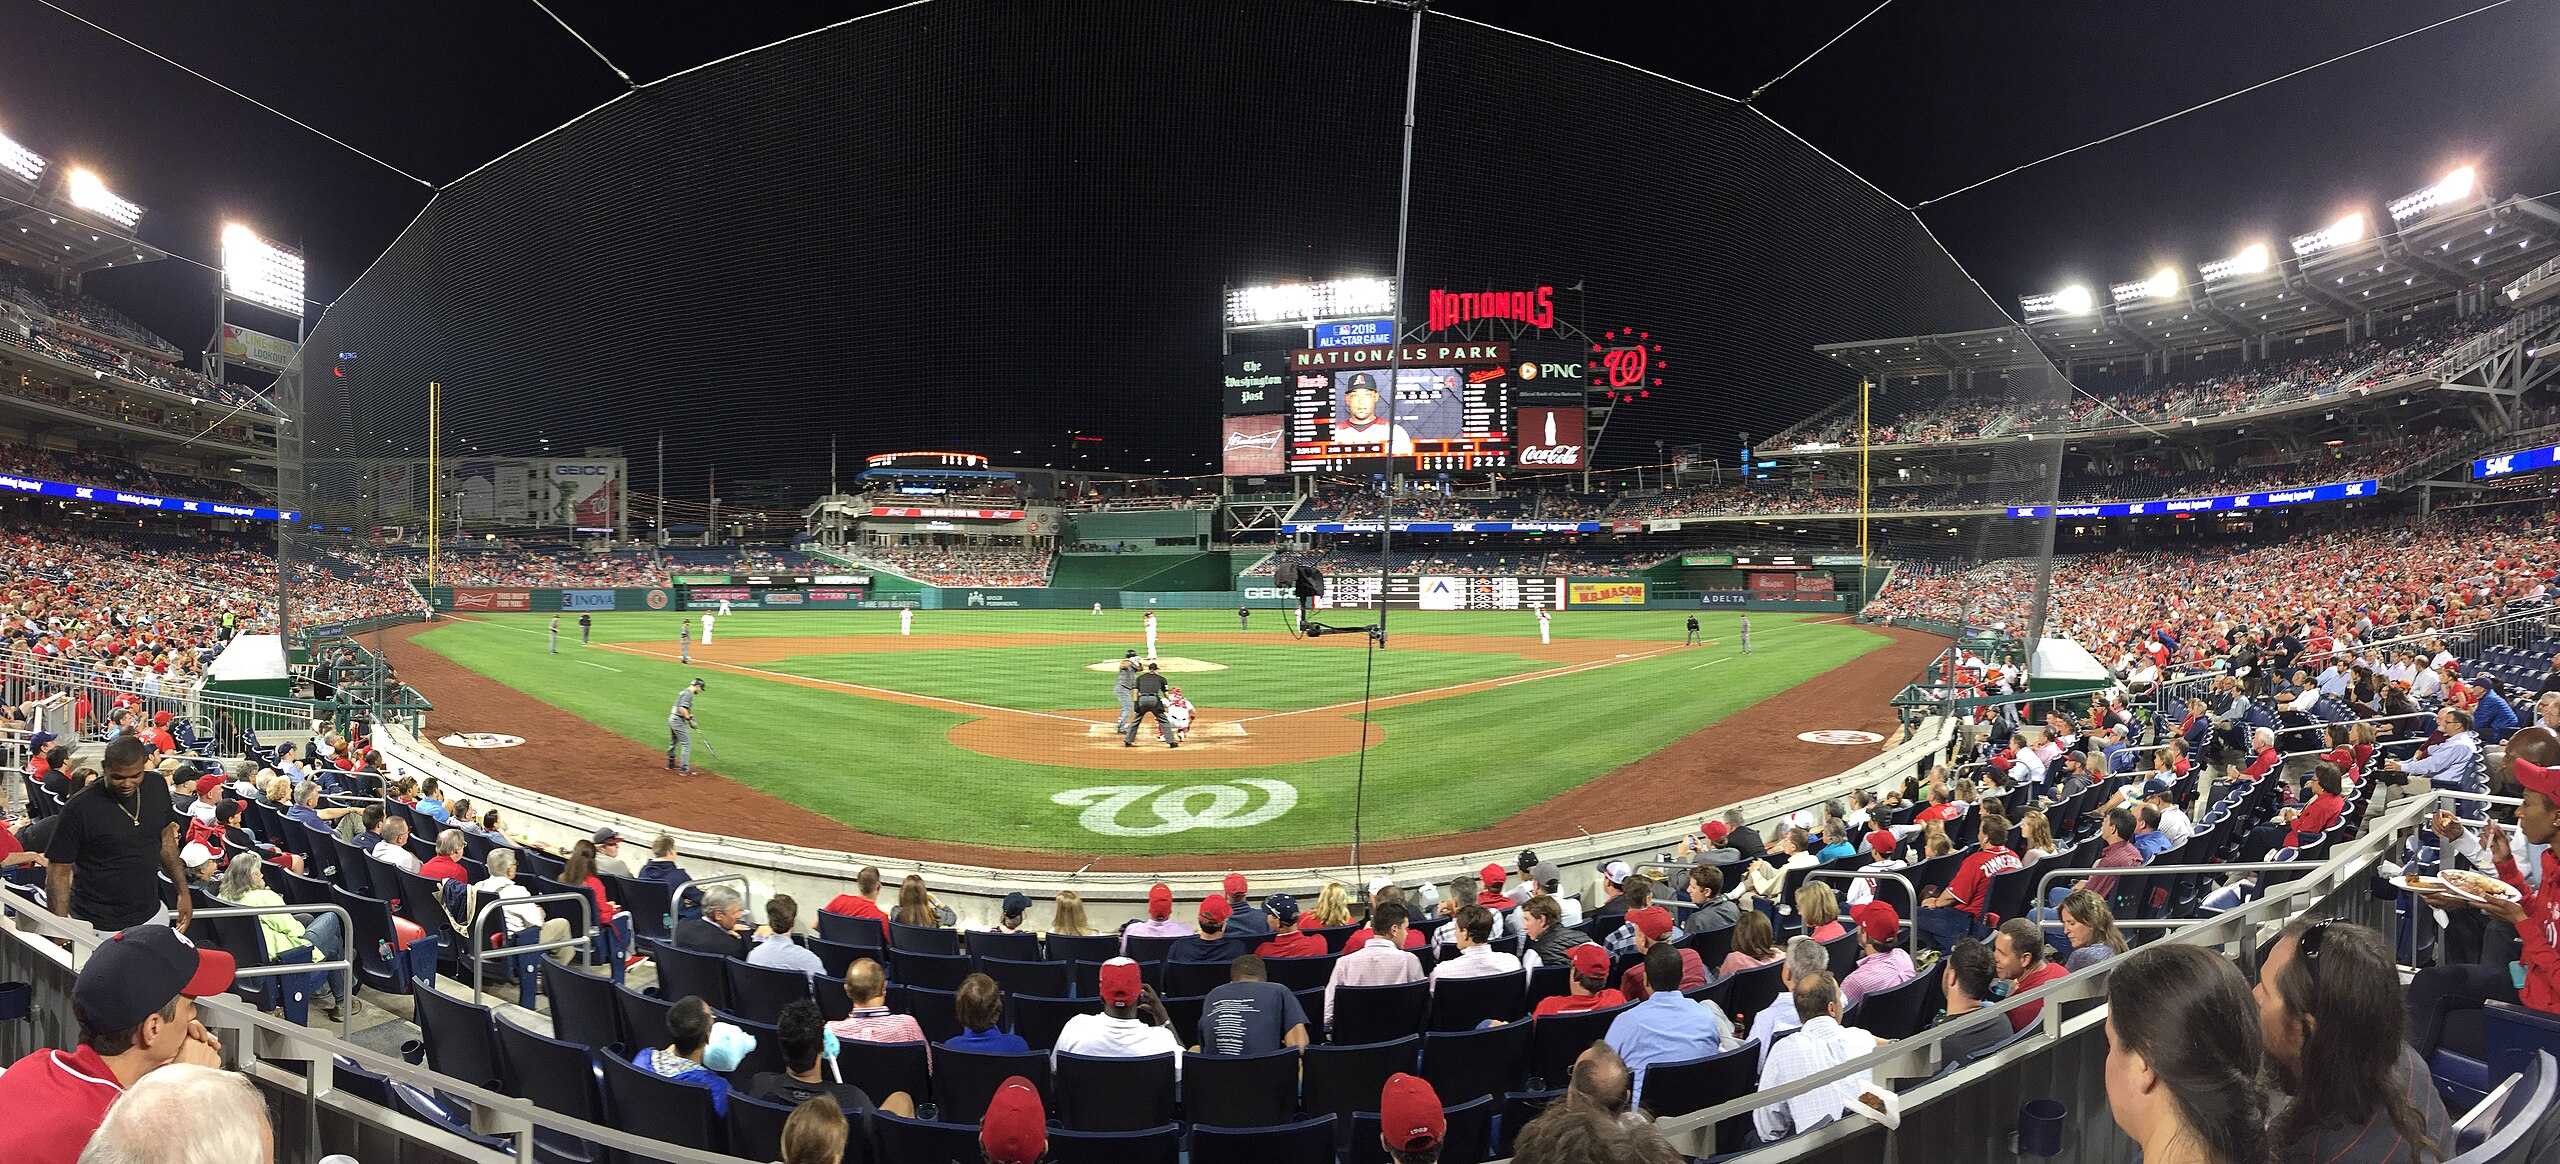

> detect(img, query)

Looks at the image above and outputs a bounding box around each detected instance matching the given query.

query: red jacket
[2283,792,2346,850]
[823,895,886,920]
[2495,848,2560,1016]
[1255,929,1329,959]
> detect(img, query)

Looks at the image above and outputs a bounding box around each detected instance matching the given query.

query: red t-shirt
[1943,847,2022,916]
[1618,949,1707,1000]
[0,1045,125,1164]
[140,727,175,754]
[420,856,469,883]
[1918,803,1963,824]
[2241,747,2281,781]
[1347,925,1426,950]
[1534,989,1627,1017]
[2283,792,2346,850]
[2007,961,2069,1031]
[1255,930,1329,959]
[823,895,886,920]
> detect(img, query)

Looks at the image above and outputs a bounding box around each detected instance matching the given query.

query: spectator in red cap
[2406,755,2560,1058]
[1171,895,1250,963]
[1378,1073,1447,1164]
[1053,958,1181,1078]
[139,712,176,756]
[1615,904,1705,1000]
[1533,943,1629,1016]
[0,924,232,1164]
[1253,893,1328,959]
[185,774,223,826]
[1122,883,1192,949]
[1219,872,1272,939]
[1475,863,1513,909]
[978,1076,1048,1164]
[1839,903,1915,1007]
[1845,829,1907,908]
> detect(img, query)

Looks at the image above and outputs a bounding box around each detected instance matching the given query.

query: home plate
[1083,721,1248,746]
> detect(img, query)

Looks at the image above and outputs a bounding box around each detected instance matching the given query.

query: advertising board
[1222,414,1288,476]
[1222,351,1288,414]
[1313,574,1566,611]
[1567,581,1646,606]
[561,590,617,611]
[452,588,532,611]
[1515,407,1586,469]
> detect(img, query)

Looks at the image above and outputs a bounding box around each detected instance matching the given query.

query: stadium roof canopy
[0,155,170,275]
[1811,325,2050,380]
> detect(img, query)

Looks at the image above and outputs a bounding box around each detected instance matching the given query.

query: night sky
[4,0,2556,487]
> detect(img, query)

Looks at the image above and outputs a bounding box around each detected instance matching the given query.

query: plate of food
[2400,872,2451,895]
[2439,868,2523,904]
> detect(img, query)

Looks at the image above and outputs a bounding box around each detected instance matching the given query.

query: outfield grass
[410,609,1886,855]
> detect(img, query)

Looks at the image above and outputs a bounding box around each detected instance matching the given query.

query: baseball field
[389,608,1932,862]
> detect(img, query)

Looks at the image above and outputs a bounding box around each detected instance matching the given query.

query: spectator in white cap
[1591,861,1636,920]
[176,843,219,888]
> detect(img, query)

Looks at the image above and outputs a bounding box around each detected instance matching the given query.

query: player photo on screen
[1330,368,1464,453]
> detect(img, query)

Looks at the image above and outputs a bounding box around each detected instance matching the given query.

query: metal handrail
[465,889,595,1007]
[189,902,358,1040]
[1806,869,1920,955]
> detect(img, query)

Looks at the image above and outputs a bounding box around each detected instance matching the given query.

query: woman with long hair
[1047,889,1094,937]
[2016,810,2057,863]
[1312,880,1353,927]
[2057,890,2126,970]
[2103,944,2270,1164]
[1796,882,1844,943]
[894,874,944,928]
[560,838,631,969]
[2259,918,2448,1163]
[1716,910,1781,978]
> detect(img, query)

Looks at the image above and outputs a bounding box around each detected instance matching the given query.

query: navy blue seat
[1190,1116,1338,1164]
[1053,1050,1176,1131]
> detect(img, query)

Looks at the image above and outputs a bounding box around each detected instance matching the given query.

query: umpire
[668,678,705,773]
[1113,650,1140,732]
[1125,662,1174,748]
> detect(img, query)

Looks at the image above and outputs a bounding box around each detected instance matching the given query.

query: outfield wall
[415,581,1848,614]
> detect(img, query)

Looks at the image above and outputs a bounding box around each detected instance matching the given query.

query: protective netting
[283,0,2069,855]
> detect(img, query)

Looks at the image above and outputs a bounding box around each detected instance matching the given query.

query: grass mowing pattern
[410,610,1885,855]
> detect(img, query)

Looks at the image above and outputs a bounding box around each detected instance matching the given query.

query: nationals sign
[1429,285,1555,331]
[868,506,1026,520]
[1516,407,1587,468]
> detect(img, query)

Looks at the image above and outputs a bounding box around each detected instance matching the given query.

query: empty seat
[1053,1050,1177,1132]
[1190,1115,1338,1164]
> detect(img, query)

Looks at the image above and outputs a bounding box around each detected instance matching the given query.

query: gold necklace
[114,794,140,826]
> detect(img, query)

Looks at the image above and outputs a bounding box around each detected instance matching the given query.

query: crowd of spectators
[1291,489,1528,523]
[856,545,1051,586]
[0,446,267,506]
[1,265,281,419]
[1780,310,2522,448]
[365,546,670,588]
[1867,507,2560,671]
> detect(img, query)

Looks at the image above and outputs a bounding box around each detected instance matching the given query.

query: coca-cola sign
[1516,407,1587,469]
[1222,415,1286,476]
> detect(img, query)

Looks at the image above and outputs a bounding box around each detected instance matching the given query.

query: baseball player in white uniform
[1143,610,1158,658]
[717,598,733,616]
[1092,602,1102,616]
[701,612,714,645]
[1163,685,1194,743]
[900,606,914,636]
[1536,605,1551,645]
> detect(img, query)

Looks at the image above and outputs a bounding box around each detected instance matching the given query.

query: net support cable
[526,0,638,89]
[23,0,436,189]
[1910,0,2520,208]
[1748,0,1898,102]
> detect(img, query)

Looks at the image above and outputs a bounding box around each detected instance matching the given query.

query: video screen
[1288,367,1510,472]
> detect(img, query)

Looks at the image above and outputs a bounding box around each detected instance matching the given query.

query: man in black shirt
[748,999,908,1120]
[1124,663,1174,748]
[46,736,188,932]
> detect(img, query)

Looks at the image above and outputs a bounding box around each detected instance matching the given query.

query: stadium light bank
[221,224,306,316]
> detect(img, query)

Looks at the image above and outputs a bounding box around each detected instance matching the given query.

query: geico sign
[553,466,612,475]
[1518,444,1585,466]
[1241,587,1291,599]
[1515,361,1584,380]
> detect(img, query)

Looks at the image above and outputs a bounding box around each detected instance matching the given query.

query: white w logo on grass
[1052,779,1299,837]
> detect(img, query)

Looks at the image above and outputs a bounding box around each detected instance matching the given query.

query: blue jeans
[303,911,349,1003]
[1916,905,1979,951]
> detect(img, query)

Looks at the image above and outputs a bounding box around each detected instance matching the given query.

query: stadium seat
[1046,933,1123,965]
[2446,1051,2558,1163]
[724,1092,814,1164]
[541,961,623,1050]
[1853,963,1938,1041]
[1637,1040,1759,1120]
[1303,1036,1421,1121]
[1419,1021,1532,1105]
[613,982,675,1054]
[875,1112,981,1164]
[888,921,963,955]
[1309,924,1361,954]
[1159,993,1206,1046]
[930,1045,1053,1123]
[1048,1123,1180,1164]
[1721,959,1787,1025]
[1330,980,1430,1045]
[597,1045,725,1155]
[1679,924,1737,971]
[333,885,435,999]
[1821,932,1864,981]
[1259,953,1340,993]
[895,983,965,1045]
[408,984,505,1093]
[723,956,815,1024]
[710,1009,787,1081]
[1528,1002,1632,1089]
[1189,1115,1339,1164]
[490,1014,607,1164]
[647,942,733,1010]
[1011,994,1100,1051]
[888,948,971,991]
[979,956,1072,999]
[1054,1050,1178,1131]
[1181,1047,1301,1128]
[964,929,1043,962]
[835,1039,932,1110]
[815,910,886,950]
[1163,958,1234,998]
[1427,971,1527,1032]
[1347,1093,1493,1164]
[1497,1090,1560,1157]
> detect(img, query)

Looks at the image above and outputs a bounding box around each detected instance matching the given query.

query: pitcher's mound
[1081,656,1228,673]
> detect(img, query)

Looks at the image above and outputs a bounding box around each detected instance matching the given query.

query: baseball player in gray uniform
[668,678,705,772]
[679,621,690,664]
[1113,650,1140,732]
[549,616,560,654]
